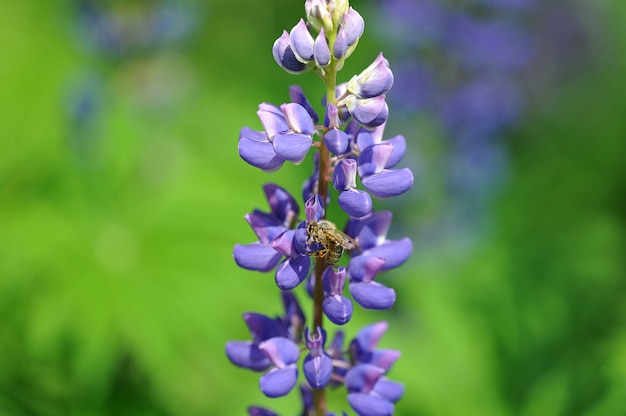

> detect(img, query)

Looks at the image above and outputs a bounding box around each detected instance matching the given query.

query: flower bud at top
[342,7,364,48]
[273,31,311,74]
[314,28,331,67]
[305,0,333,32]
[290,19,315,63]
[333,26,348,60]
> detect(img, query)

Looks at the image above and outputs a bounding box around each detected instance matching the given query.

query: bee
[306,220,359,265]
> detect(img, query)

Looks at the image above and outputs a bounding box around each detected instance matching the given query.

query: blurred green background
[1,0,625,415]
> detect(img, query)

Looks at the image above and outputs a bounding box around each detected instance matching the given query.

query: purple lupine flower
[322,266,353,325]
[233,184,299,272]
[226,292,306,372]
[345,364,404,416]
[273,30,312,74]
[351,122,413,200]
[303,327,334,389]
[335,53,394,127]
[225,313,283,372]
[271,223,312,290]
[230,1,415,413]
[344,322,404,415]
[238,100,316,171]
[349,321,401,371]
[333,159,373,218]
[258,337,300,397]
[346,211,412,310]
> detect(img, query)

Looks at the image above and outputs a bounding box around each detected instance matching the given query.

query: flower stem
[311,64,337,416]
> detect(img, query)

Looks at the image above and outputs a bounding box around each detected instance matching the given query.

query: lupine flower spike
[228,1,414,414]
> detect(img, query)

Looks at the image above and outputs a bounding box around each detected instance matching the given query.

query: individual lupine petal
[281,102,315,135]
[333,26,348,59]
[233,243,283,272]
[259,365,298,398]
[351,321,388,355]
[368,349,402,372]
[347,53,394,99]
[302,327,333,389]
[258,103,288,139]
[259,337,300,368]
[281,291,306,342]
[333,159,358,191]
[384,135,406,168]
[361,168,414,198]
[373,377,405,404]
[342,7,365,47]
[248,406,279,416]
[293,225,310,256]
[314,28,331,67]
[354,126,379,151]
[289,85,319,124]
[347,255,386,283]
[349,281,396,310]
[244,312,283,343]
[365,237,413,270]
[305,194,325,222]
[273,30,311,74]
[326,266,347,295]
[238,133,284,172]
[358,143,394,177]
[323,294,353,325]
[290,19,315,62]
[338,189,372,218]
[324,103,340,129]
[349,211,392,250]
[225,341,271,371]
[271,230,298,257]
[263,183,299,227]
[324,128,349,156]
[245,210,286,244]
[275,255,311,290]
[322,266,353,325]
[345,363,385,393]
[273,132,312,164]
[345,94,389,127]
[347,393,394,416]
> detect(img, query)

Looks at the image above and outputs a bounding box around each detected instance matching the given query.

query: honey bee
[306,220,359,265]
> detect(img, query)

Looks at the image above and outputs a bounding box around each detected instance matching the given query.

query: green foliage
[1,0,625,415]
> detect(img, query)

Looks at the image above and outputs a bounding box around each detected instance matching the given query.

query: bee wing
[338,231,359,250]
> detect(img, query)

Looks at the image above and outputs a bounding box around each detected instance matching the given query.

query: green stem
[311,60,337,416]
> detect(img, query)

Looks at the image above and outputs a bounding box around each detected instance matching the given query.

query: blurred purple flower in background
[371,0,589,247]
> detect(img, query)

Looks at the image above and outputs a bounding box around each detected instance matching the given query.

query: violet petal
[225,341,271,372]
[347,393,394,416]
[289,19,315,62]
[259,365,298,398]
[338,189,373,218]
[361,168,414,198]
[303,354,333,389]
[323,295,353,325]
[350,281,396,310]
[238,136,284,172]
[275,256,311,290]
[233,243,282,272]
[273,132,312,164]
[365,237,413,270]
